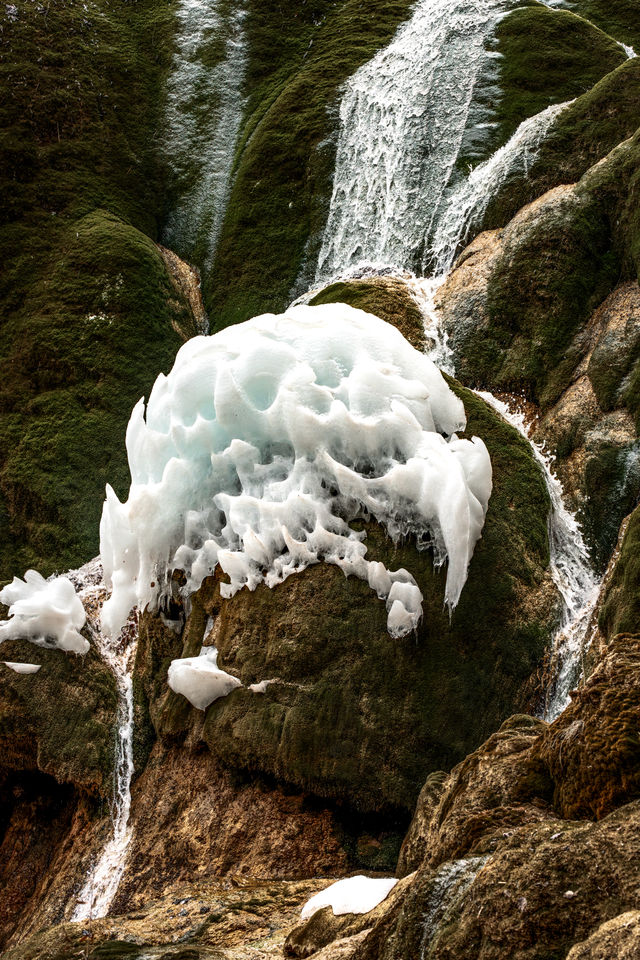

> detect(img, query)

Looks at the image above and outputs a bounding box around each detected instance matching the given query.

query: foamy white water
[69,559,137,922]
[316,0,518,281]
[475,395,600,720]
[429,100,571,274]
[163,0,247,271]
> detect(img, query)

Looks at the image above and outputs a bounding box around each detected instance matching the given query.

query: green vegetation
[572,0,640,52]
[309,278,425,349]
[482,57,640,232]
[494,5,625,146]
[599,505,640,639]
[0,635,117,796]
[207,0,415,330]
[0,0,193,578]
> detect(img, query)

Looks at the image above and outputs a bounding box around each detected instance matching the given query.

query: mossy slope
[0,0,193,578]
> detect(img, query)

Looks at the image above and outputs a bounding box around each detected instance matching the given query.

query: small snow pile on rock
[301,876,399,920]
[167,646,242,710]
[0,570,88,655]
[100,303,492,639]
[2,661,42,675]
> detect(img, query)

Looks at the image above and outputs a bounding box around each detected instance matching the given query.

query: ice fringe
[100,303,492,640]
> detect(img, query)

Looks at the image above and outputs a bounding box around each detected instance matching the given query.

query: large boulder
[136,378,557,815]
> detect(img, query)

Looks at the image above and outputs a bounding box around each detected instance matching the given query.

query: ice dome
[100,303,492,638]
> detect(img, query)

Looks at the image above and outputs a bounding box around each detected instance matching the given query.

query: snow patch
[0,570,88,655]
[301,876,398,920]
[2,661,41,675]
[168,646,242,710]
[100,303,492,639]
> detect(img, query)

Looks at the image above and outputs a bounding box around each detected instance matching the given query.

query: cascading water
[475,395,601,721]
[163,0,247,272]
[428,100,572,275]
[69,559,138,922]
[419,857,488,959]
[316,0,516,281]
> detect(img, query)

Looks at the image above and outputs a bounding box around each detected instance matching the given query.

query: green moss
[0,0,193,579]
[207,0,415,329]
[309,278,425,349]
[481,189,620,407]
[494,6,625,147]
[0,638,117,796]
[571,0,640,51]
[481,57,640,233]
[599,505,640,639]
[0,211,188,579]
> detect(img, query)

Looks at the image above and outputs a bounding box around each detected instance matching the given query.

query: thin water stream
[69,560,138,922]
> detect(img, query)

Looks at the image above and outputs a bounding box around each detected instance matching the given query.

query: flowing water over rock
[419,857,488,958]
[429,100,572,274]
[316,0,516,281]
[474,396,601,721]
[68,559,138,922]
[162,0,247,272]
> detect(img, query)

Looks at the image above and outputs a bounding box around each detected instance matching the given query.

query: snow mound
[2,661,42,675]
[168,646,242,710]
[100,303,492,638]
[301,875,399,920]
[0,570,88,655]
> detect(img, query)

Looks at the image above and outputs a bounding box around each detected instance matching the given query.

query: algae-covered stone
[309,278,425,351]
[0,0,194,581]
[0,636,117,796]
[598,506,640,641]
[140,382,557,814]
[208,0,415,329]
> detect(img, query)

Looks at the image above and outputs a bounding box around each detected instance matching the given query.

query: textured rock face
[436,142,640,565]
[305,633,640,960]
[566,911,640,960]
[534,633,640,821]
[112,741,351,913]
[133,380,557,816]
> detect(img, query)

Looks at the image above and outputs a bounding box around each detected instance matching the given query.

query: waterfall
[162,0,247,272]
[429,100,572,275]
[474,395,601,721]
[315,0,516,282]
[409,281,600,720]
[69,559,138,922]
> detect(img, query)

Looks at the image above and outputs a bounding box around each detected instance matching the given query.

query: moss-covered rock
[309,277,425,350]
[571,0,640,51]
[0,637,117,796]
[534,633,640,821]
[138,383,556,814]
[0,0,195,580]
[493,4,626,148]
[598,506,640,639]
[481,57,640,236]
[207,0,416,329]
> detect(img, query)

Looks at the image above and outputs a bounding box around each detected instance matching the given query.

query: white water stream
[163,0,248,272]
[68,559,137,922]
[316,0,517,281]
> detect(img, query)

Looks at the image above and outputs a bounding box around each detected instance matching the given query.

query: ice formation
[100,303,492,639]
[2,661,41,674]
[0,570,88,655]
[301,876,399,920]
[168,646,242,710]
